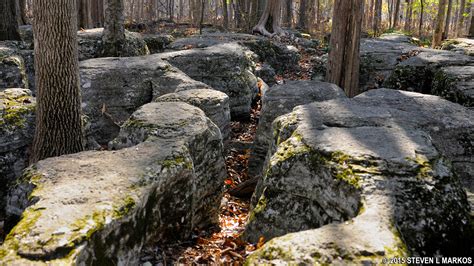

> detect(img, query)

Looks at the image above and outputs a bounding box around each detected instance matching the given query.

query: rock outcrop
[158,43,258,119]
[0,89,35,214]
[432,65,474,107]
[156,89,231,140]
[79,55,211,145]
[2,102,225,265]
[244,89,473,263]
[248,81,347,177]
[168,33,300,75]
[78,28,149,61]
[0,45,29,91]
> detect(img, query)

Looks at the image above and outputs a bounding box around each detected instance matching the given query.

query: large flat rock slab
[244,89,473,263]
[248,80,347,177]
[158,43,258,119]
[1,102,225,264]
[433,65,474,107]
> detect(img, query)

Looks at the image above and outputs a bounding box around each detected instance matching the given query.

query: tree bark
[373,0,382,35]
[252,0,284,37]
[0,0,21,41]
[393,0,401,28]
[102,0,126,56]
[443,0,453,39]
[456,0,466,36]
[419,0,424,36]
[432,0,448,47]
[469,8,474,36]
[298,0,307,30]
[326,0,363,97]
[404,0,413,32]
[222,0,229,28]
[285,0,293,27]
[31,0,84,163]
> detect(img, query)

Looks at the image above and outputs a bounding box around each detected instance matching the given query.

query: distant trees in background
[2,0,474,45]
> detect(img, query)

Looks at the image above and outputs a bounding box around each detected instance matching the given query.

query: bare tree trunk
[432,0,447,47]
[102,0,126,56]
[222,0,229,28]
[393,0,401,28]
[199,0,205,34]
[443,0,453,39]
[326,0,363,97]
[419,0,424,36]
[469,8,474,36]
[252,0,284,37]
[373,0,382,35]
[404,0,413,32]
[298,0,307,29]
[31,0,84,163]
[456,0,466,36]
[0,0,21,40]
[285,0,293,27]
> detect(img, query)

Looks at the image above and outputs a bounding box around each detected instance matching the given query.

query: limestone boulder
[156,89,231,140]
[244,89,473,262]
[2,102,225,265]
[169,33,301,74]
[143,34,175,54]
[158,43,259,119]
[79,55,211,144]
[248,81,347,177]
[432,65,474,107]
[0,45,28,90]
[78,28,149,61]
[0,89,35,215]
[441,38,474,56]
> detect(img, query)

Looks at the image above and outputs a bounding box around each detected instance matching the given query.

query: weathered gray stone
[79,55,210,144]
[0,45,28,90]
[245,89,472,262]
[0,89,35,215]
[143,34,175,54]
[248,81,347,177]
[156,89,231,140]
[158,43,259,119]
[432,65,474,107]
[2,102,225,265]
[169,33,301,74]
[78,28,149,61]
[384,48,473,96]
[255,63,276,86]
[441,38,474,56]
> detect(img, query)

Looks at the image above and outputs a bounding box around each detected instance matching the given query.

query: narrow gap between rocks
[140,86,263,265]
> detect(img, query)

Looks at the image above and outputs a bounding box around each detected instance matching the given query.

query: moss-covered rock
[244,89,473,263]
[0,88,35,216]
[2,102,225,265]
[432,65,474,107]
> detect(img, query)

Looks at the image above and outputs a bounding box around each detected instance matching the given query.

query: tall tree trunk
[404,0,412,32]
[469,8,474,36]
[444,0,453,39]
[0,0,21,40]
[326,0,363,97]
[31,0,84,163]
[419,0,424,36]
[253,0,284,37]
[199,0,205,34]
[393,0,401,28]
[102,0,126,56]
[373,0,382,35]
[285,0,293,27]
[222,0,229,28]
[298,0,307,29]
[456,0,466,36]
[432,0,447,47]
